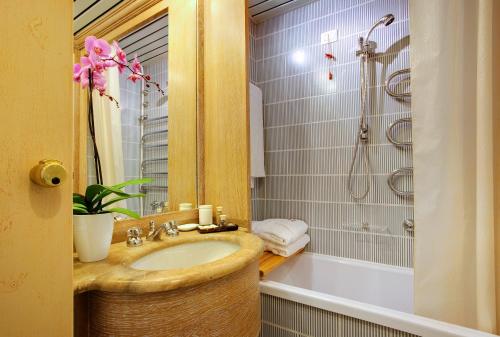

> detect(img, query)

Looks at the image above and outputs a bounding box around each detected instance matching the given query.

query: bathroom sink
[130,240,241,271]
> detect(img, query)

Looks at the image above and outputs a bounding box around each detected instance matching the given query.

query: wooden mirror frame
[73,0,199,210]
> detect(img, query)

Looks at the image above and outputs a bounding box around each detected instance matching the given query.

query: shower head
[364,14,395,44]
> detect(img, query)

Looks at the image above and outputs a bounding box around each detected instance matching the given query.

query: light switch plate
[321,29,338,44]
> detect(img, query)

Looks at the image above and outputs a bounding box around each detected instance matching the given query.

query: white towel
[252,219,308,246]
[250,83,265,181]
[263,234,310,257]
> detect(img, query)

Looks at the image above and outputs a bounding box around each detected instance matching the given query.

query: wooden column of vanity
[88,261,260,337]
[74,230,263,337]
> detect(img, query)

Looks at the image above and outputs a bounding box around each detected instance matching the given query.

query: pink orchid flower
[92,71,107,91]
[84,36,111,57]
[130,55,143,74]
[112,41,127,73]
[73,63,87,82]
[80,70,90,89]
[74,36,163,102]
[127,73,142,83]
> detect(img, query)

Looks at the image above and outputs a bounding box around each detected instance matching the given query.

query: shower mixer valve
[359,127,369,142]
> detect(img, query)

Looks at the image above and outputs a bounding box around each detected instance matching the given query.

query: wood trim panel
[203,0,252,227]
[167,0,198,209]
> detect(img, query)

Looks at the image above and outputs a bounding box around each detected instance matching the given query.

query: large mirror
[74,1,198,219]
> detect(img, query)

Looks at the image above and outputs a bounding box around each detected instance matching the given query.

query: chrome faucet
[146,220,178,241]
[127,227,143,247]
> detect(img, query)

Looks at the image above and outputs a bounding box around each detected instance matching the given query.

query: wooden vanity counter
[73,230,263,294]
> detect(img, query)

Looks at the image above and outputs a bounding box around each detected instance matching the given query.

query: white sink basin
[130,240,241,271]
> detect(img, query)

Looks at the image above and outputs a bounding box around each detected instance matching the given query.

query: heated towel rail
[385,68,411,98]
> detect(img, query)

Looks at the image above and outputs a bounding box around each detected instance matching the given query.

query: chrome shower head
[364,14,395,43]
[381,14,395,26]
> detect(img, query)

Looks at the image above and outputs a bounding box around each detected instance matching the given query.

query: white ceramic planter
[73,213,114,262]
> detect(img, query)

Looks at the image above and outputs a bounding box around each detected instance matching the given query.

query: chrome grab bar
[388,167,413,197]
[385,68,411,98]
[386,118,412,147]
[143,115,168,123]
[142,172,168,176]
[142,129,167,142]
[143,143,168,149]
[141,157,168,169]
[140,185,168,193]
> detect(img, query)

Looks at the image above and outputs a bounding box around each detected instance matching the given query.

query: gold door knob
[30,159,67,187]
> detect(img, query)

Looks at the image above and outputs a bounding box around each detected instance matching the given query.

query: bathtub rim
[260,252,495,337]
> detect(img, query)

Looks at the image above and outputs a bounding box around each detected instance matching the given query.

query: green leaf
[105,207,141,219]
[111,177,153,190]
[73,203,88,210]
[91,178,153,208]
[85,185,106,203]
[87,185,129,211]
[73,193,86,205]
[99,194,145,209]
[73,206,89,215]
[82,178,153,213]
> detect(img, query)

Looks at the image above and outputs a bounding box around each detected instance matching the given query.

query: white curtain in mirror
[92,66,126,193]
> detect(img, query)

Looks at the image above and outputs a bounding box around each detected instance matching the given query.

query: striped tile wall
[120,72,142,215]
[250,0,413,267]
[250,21,259,84]
[141,55,169,216]
[260,294,419,337]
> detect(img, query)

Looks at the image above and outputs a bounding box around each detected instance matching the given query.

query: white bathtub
[260,253,496,337]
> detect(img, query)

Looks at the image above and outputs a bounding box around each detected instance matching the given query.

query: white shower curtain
[410,0,499,333]
[92,66,126,188]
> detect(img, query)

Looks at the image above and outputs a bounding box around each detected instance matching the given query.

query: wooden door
[0,1,73,336]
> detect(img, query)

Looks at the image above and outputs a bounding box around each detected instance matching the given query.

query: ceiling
[118,14,169,63]
[248,0,317,22]
[74,0,316,34]
[73,0,124,34]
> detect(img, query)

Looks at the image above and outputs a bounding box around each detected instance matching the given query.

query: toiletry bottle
[216,206,223,225]
[219,214,227,227]
[199,205,213,225]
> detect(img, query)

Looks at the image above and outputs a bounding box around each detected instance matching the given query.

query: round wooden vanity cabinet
[88,261,261,337]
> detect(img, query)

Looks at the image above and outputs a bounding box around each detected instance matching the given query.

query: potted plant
[73,178,152,262]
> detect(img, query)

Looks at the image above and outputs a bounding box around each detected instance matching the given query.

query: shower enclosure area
[251,0,416,335]
[250,0,412,267]
[87,14,169,217]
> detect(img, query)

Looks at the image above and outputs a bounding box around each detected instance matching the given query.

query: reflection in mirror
[87,14,169,218]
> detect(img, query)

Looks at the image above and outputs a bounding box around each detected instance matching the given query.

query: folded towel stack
[252,219,310,257]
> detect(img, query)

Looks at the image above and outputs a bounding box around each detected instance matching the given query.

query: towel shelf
[259,249,304,278]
